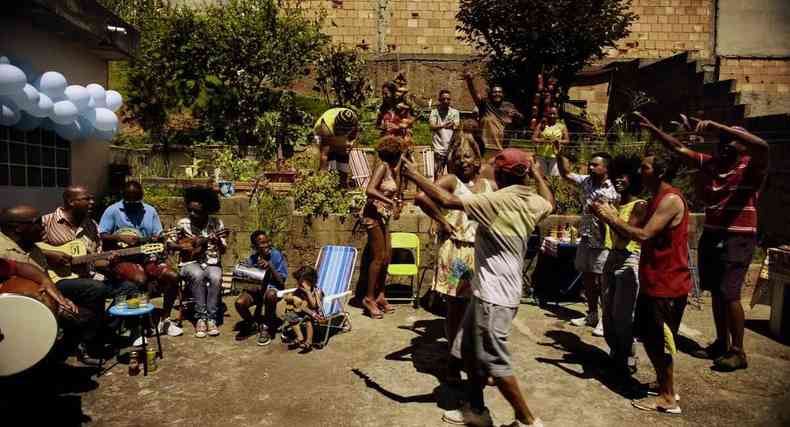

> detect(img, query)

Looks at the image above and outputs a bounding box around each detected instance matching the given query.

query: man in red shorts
[593,153,690,415]
[99,181,183,342]
[636,113,768,371]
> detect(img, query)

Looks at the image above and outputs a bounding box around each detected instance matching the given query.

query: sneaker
[207,320,220,337]
[235,321,257,341]
[570,312,598,327]
[505,418,545,427]
[442,403,493,427]
[627,356,638,375]
[132,335,148,347]
[713,350,748,372]
[592,320,604,337]
[158,318,184,337]
[76,344,102,367]
[690,340,726,360]
[195,319,208,338]
[257,328,272,346]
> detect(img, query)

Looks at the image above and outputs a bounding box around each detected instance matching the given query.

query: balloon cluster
[0,56,123,142]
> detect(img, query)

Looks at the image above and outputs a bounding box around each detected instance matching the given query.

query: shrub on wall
[290,170,353,217]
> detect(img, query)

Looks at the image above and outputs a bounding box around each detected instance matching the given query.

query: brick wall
[719,58,790,117]
[567,81,610,125]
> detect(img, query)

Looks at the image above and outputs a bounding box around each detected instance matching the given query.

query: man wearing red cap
[404,148,554,427]
[635,114,768,372]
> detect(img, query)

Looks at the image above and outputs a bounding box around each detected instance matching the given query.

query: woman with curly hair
[360,135,409,318]
[414,134,496,383]
[171,186,228,338]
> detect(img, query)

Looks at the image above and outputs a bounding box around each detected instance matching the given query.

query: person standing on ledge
[463,71,523,154]
[635,113,768,372]
[429,89,460,178]
[314,107,360,187]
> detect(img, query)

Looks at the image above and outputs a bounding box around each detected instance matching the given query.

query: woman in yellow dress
[532,106,569,176]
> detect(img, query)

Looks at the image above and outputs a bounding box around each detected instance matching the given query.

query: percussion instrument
[0,278,58,376]
[230,264,267,292]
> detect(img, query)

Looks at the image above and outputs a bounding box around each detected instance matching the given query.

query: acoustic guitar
[36,240,165,282]
[178,229,230,263]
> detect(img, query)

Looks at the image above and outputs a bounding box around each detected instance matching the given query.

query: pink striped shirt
[42,207,103,254]
[696,153,765,234]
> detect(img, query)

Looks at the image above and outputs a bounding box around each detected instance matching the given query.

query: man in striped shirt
[635,113,768,372]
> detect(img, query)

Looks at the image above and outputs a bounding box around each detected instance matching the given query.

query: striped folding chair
[278,245,358,346]
[349,148,371,189]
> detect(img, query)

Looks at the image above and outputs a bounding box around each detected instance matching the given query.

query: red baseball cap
[494,148,531,177]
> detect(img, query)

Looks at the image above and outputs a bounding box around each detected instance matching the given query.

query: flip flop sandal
[378,303,396,313]
[644,383,680,401]
[632,400,682,415]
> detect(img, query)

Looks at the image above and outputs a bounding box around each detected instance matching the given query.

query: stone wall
[152,195,707,290]
[719,58,790,117]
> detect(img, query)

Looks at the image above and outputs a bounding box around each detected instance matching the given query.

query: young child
[283,266,324,353]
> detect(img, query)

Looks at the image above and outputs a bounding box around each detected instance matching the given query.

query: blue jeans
[602,250,640,373]
[180,263,222,321]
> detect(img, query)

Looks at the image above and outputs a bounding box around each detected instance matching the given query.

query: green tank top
[536,122,565,158]
[604,199,643,253]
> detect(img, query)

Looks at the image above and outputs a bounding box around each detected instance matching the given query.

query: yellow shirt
[536,122,565,159]
[313,107,354,136]
[604,199,643,253]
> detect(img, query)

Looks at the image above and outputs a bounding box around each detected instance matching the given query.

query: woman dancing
[414,134,496,382]
[360,135,410,318]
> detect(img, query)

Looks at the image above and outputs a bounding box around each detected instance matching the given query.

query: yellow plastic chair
[387,232,421,306]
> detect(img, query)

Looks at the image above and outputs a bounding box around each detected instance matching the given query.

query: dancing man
[636,113,768,371]
[557,146,619,335]
[404,148,553,427]
[463,71,523,153]
[592,153,690,415]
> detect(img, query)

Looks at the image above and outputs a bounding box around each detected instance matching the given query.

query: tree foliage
[123,0,328,153]
[456,0,636,114]
[313,44,372,108]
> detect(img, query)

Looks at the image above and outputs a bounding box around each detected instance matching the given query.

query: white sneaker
[195,319,208,338]
[207,320,220,336]
[592,320,604,337]
[158,318,184,337]
[133,335,147,346]
[442,403,493,427]
[505,418,545,427]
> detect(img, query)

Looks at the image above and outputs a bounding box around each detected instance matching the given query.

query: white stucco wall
[0,16,112,212]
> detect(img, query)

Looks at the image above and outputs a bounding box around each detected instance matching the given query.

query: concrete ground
[4,291,790,427]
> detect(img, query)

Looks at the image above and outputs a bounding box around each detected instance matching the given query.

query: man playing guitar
[99,180,183,340]
[0,205,104,366]
[170,187,228,338]
[41,185,138,298]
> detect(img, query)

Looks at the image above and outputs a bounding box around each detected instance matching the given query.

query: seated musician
[0,205,105,366]
[171,187,227,338]
[234,230,287,346]
[41,185,137,299]
[99,180,183,340]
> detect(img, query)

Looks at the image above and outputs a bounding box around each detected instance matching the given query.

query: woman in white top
[414,134,496,383]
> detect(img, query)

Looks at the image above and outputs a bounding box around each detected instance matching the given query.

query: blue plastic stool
[108,303,163,375]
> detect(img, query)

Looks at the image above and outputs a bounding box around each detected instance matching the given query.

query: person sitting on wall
[314,107,360,187]
[234,230,288,346]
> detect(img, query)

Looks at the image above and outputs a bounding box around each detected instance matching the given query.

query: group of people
[359,95,767,423]
[0,180,326,367]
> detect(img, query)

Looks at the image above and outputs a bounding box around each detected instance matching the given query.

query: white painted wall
[0,16,112,212]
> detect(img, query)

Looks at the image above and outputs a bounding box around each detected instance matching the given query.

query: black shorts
[698,230,756,302]
[636,293,687,356]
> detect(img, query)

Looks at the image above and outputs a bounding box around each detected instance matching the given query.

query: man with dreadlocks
[315,107,360,186]
[171,187,228,338]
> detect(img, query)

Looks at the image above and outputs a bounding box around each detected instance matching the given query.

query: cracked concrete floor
[3,292,790,427]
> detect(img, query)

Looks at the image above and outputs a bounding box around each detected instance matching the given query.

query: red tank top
[639,184,692,298]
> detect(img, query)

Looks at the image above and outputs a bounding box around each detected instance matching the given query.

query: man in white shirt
[429,90,460,178]
[404,148,554,427]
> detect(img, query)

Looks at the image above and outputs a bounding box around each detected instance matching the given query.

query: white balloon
[50,100,79,125]
[53,120,82,141]
[28,92,53,118]
[9,83,39,111]
[35,71,67,98]
[83,107,118,132]
[0,63,27,95]
[93,128,116,142]
[86,83,106,108]
[64,85,92,111]
[0,97,21,126]
[13,111,43,131]
[76,115,94,140]
[105,90,123,112]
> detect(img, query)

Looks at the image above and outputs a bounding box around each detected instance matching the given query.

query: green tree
[456,0,636,115]
[313,44,372,108]
[123,0,329,152]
